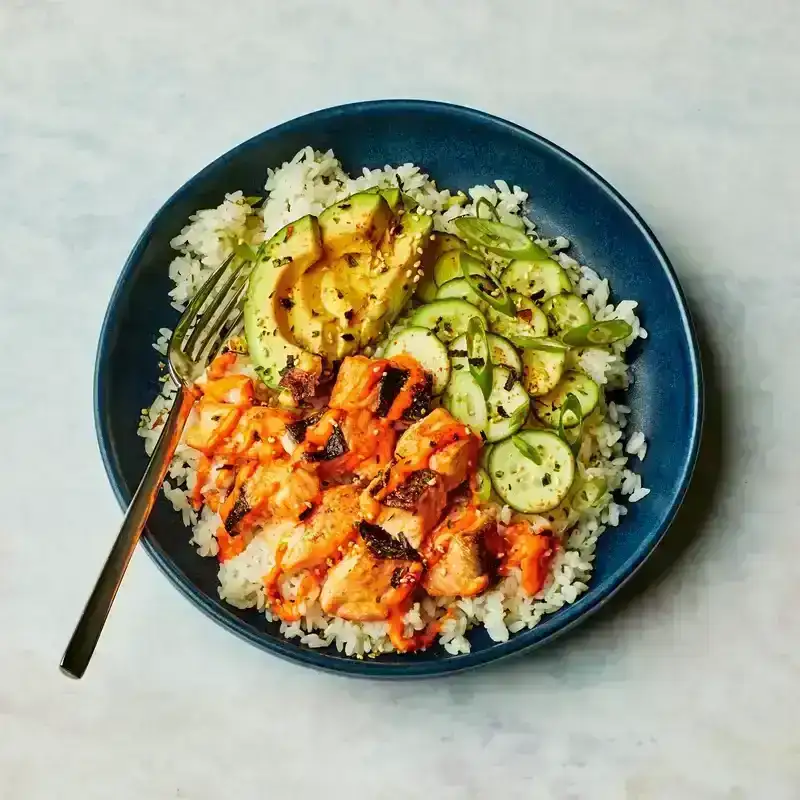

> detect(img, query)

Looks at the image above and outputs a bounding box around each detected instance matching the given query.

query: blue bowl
[95,100,702,677]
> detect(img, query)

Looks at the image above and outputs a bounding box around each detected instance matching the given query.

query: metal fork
[60,253,252,679]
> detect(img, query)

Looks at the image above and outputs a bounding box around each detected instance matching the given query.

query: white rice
[137,147,649,657]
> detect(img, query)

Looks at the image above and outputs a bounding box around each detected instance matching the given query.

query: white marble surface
[2,1,799,797]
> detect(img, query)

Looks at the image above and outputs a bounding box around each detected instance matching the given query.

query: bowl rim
[94,99,703,677]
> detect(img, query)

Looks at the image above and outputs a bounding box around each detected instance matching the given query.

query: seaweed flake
[359,521,419,561]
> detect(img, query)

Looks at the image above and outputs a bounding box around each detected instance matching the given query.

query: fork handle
[60,387,195,679]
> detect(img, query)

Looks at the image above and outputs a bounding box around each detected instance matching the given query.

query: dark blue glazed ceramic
[95,100,702,677]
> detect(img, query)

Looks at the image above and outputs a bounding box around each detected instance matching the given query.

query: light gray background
[2,1,798,798]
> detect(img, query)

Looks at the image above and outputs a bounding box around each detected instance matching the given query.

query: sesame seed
[413,260,421,268]
[429,235,436,241]
[416,247,423,255]
[412,275,421,283]
[405,269,413,277]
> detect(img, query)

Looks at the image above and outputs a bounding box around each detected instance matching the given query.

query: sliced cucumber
[487,293,548,341]
[501,259,572,301]
[417,233,463,302]
[489,430,575,513]
[542,293,592,337]
[534,370,600,428]
[435,278,483,306]
[433,250,462,287]
[450,333,522,373]
[521,347,567,397]
[488,334,523,372]
[485,366,530,443]
[443,371,488,433]
[409,299,487,343]
[383,326,451,395]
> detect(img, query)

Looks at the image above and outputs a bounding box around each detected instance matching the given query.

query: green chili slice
[466,316,493,399]
[507,335,569,353]
[562,319,633,347]
[558,392,584,454]
[475,197,501,222]
[454,217,549,260]
[512,434,543,465]
[460,253,515,316]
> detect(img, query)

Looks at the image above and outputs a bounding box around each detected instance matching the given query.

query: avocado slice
[250,196,435,376]
[318,192,393,259]
[293,253,371,359]
[364,186,403,212]
[356,210,434,344]
[243,216,324,391]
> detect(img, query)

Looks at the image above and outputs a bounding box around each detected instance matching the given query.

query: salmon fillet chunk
[281,485,361,575]
[377,469,447,549]
[423,506,496,598]
[319,542,417,621]
[428,437,480,492]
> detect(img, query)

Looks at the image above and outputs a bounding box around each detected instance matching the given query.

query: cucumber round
[485,365,530,443]
[435,278,483,306]
[489,430,576,513]
[409,299,487,343]
[521,347,567,397]
[488,334,523,372]
[449,333,522,373]
[417,233,463,301]
[534,370,600,428]
[383,326,451,395]
[487,293,548,341]
[542,293,592,337]
[501,258,572,300]
[443,371,488,433]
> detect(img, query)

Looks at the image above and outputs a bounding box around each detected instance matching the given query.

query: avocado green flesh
[356,211,433,343]
[243,215,324,389]
[245,195,435,380]
[318,192,393,259]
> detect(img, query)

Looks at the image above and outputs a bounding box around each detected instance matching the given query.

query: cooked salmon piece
[185,399,241,454]
[213,406,296,461]
[377,469,447,548]
[428,437,480,492]
[319,543,416,621]
[375,408,476,500]
[394,407,470,461]
[329,356,385,411]
[423,505,496,598]
[281,485,361,575]
[231,461,321,525]
[201,374,254,406]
